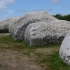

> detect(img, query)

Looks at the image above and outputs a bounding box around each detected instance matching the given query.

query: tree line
[53,14,70,21]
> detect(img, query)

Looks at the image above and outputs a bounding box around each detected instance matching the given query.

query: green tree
[53,14,62,20]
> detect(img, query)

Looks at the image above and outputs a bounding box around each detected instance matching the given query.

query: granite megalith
[0,17,21,33]
[59,30,70,65]
[24,20,70,46]
[9,11,58,40]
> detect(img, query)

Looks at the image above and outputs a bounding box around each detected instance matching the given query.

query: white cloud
[18,9,27,12]
[0,0,14,11]
[50,0,58,4]
[8,10,14,14]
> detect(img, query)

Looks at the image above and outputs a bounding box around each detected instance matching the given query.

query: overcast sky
[0,0,70,20]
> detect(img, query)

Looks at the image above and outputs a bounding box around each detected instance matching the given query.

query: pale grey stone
[9,11,58,40]
[24,20,70,46]
[0,17,21,33]
[59,30,70,65]
[0,19,11,32]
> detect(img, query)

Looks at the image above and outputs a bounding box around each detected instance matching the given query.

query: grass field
[0,35,70,70]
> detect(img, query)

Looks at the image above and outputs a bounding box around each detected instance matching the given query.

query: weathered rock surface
[0,19,10,29]
[24,20,70,46]
[0,17,20,33]
[59,30,70,65]
[0,17,21,33]
[0,19,11,33]
[9,11,58,40]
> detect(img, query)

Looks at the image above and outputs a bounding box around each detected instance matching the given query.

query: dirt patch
[36,47,59,54]
[0,35,61,70]
[0,50,43,70]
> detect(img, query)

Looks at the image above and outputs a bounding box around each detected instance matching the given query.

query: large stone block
[24,20,70,46]
[59,30,70,65]
[9,11,58,40]
[0,17,21,33]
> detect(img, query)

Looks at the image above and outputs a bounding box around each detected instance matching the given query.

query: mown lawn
[0,35,70,70]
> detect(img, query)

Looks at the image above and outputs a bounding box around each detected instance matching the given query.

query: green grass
[0,35,30,50]
[0,35,70,70]
[44,52,70,70]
